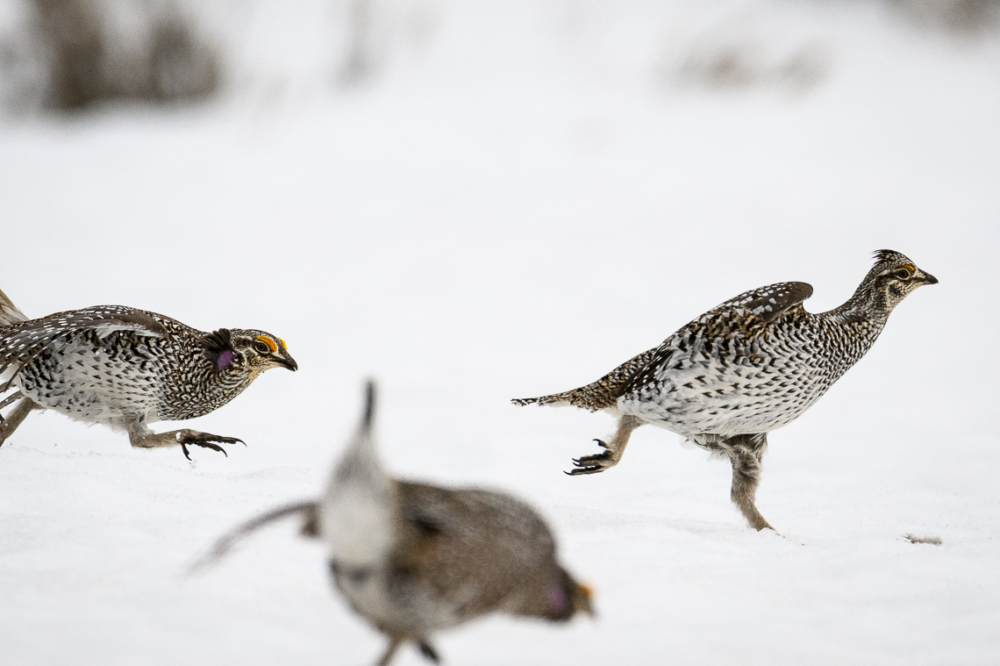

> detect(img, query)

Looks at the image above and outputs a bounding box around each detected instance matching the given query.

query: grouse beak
[280,355,299,372]
[578,582,596,618]
[919,271,938,285]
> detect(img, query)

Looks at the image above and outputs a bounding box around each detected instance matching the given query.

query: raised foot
[566,439,619,476]
[417,641,440,664]
[174,429,245,461]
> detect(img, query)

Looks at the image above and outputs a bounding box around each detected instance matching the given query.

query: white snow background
[1,1,999,664]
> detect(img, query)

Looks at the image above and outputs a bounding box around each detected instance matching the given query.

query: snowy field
[1,1,999,664]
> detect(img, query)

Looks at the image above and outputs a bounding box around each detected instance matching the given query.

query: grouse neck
[820,287,890,370]
[209,359,257,402]
[321,386,398,568]
[825,298,889,328]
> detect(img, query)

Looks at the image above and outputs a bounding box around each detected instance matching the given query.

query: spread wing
[396,482,556,619]
[0,305,169,379]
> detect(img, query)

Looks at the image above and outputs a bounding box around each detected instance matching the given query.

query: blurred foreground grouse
[200,381,592,666]
[514,250,937,530]
[0,288,296,458]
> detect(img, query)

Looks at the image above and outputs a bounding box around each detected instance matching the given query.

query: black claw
[179,433,233,458]
[566,459,609,475]
[204,435,243,446]
[200,442,228,457]
[593,438,609,450]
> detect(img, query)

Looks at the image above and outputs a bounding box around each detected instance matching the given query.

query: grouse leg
[568,415,643,475]
[126,418,244,460]
[375,638,403,666]
[0,397,39,447]
[417,640,441,663]
[0,390,25,411]
[727,434,773,531]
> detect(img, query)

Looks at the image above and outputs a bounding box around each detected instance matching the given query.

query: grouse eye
[253,340,271,354]
[894,268,912,280]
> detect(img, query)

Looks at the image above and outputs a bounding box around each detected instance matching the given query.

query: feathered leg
[0,390,24,411]
[125,416,244,460]
[727,434,773,531]
[417,641,440,663]
[376,638,403,666]
[0,397,39,447]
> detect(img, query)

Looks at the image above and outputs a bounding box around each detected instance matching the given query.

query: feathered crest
[873,249,909,266]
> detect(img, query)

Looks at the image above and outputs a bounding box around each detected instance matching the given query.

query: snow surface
[1,1,999,664]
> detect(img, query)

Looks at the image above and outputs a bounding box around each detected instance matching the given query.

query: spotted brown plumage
[513,250,938,531]
[198,382,592,666]
[0,293,297,458]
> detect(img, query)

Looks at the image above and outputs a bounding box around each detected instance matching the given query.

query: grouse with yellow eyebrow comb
[198,381,592,666]
[513,250,937,531]
[0,289,297,458]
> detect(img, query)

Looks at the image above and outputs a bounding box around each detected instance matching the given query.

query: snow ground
[1,1,999,664]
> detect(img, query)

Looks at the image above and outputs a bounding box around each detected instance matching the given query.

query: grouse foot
[567,439,620,475]
[173,430,245,461]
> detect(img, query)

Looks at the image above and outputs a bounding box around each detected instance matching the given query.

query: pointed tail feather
[362,378,375,431]
[512,346,663,412]
[188,501,318,574]
[511,393,575,408]
[0,288,27,327]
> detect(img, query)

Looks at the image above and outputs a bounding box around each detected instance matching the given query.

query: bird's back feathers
[513,281,814,412]
[393,481,559,621]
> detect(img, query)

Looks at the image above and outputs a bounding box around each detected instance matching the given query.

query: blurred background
[1,1,999,664]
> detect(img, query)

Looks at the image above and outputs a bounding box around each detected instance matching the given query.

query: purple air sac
[216,350,235,371]
[547,582,570,615]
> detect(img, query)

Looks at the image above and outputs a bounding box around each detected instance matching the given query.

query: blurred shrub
[338,0,438,87]
[1,0,218,113]
[676,38,828,92]
[888,0,1000,34]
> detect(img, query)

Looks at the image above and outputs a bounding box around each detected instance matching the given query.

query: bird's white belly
[336,568,463,635]
[619,354,831,437]
[14,342,160,426]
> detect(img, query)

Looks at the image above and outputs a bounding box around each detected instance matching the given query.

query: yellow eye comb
[256,336,278,352]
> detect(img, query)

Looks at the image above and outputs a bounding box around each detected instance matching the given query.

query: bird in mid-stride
[197,381,592,666]
[513,250,937,531]
[0,288,297,459]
